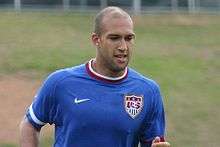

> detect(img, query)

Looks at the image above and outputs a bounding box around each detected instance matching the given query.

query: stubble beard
[106,57,129,74]
[96,48,130,76]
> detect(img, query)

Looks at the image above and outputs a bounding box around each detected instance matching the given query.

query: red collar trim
[86,59,128,83]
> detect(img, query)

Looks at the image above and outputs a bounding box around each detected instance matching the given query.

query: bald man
[20,7,170,147]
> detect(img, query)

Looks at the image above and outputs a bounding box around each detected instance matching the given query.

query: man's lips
[114,54,127,58]
[114,54,128,63]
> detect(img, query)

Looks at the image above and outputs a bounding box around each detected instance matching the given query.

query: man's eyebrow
[107,33,135,37]
[108,34,120,37]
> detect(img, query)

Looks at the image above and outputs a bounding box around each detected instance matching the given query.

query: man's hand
[151,137,170,147]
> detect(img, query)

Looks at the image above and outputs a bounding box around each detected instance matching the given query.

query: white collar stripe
[88,59,127,81]
[29,104,46,126]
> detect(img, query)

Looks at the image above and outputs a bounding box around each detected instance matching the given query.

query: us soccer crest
[124,95,144,119]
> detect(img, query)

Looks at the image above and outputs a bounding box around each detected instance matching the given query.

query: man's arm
[19,116,40,147]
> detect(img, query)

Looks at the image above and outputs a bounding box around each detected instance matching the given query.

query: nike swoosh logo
[74,98,90,104]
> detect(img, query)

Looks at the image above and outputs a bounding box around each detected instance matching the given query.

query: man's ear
[91,33,100,46]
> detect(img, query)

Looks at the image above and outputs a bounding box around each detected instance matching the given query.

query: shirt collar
[86,59,128,83]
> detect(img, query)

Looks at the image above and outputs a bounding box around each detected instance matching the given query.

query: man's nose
[118,39,127,51]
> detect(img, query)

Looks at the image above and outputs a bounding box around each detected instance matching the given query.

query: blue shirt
[26,59,165,147]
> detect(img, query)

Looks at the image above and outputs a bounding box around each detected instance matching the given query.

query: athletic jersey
[26,59,165,147]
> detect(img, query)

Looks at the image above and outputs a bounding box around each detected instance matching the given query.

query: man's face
[95,16,135,73]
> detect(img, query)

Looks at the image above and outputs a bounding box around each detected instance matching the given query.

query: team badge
[124,95,144,119]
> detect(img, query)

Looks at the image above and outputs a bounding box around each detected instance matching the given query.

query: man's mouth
[114,54,127,58]
[114,54,128,63]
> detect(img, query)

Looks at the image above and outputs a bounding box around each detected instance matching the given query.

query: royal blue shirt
[26,59,166,147]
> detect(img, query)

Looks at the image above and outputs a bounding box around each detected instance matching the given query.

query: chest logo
[74,98,90,104]
[124,95,144,119]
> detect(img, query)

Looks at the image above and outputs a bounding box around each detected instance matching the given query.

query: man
[20,6,170,147]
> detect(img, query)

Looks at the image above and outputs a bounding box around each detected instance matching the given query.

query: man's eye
[125,36,134,41]
[110,37,120,41]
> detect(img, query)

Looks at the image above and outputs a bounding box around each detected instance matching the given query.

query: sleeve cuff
[26,104,46,130]
[140,136,165,146]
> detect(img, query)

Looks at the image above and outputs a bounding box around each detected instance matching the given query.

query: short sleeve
[140,82,166,147]
[26,71,61,130]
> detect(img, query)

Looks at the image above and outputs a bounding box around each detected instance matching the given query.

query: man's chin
[112,63,128,73]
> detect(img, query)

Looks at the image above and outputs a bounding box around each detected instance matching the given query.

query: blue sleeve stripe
[29,104,46,126]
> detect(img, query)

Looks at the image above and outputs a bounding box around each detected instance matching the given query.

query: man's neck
[92,59,126,78]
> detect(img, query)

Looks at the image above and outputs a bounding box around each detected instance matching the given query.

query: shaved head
[94,6,133,35]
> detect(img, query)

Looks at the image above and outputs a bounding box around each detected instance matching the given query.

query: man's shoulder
[128,68,160,89]
[43,63,86,85]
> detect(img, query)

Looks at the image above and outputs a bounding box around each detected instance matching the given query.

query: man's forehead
[100,19,134,37]
[98,10,134,36]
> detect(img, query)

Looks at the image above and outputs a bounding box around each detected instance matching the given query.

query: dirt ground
[0,73,52,144]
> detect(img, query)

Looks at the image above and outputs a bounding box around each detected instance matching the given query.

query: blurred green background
[0,11,219,147]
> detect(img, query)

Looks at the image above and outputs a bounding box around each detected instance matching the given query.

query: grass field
[0,10,219,147]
